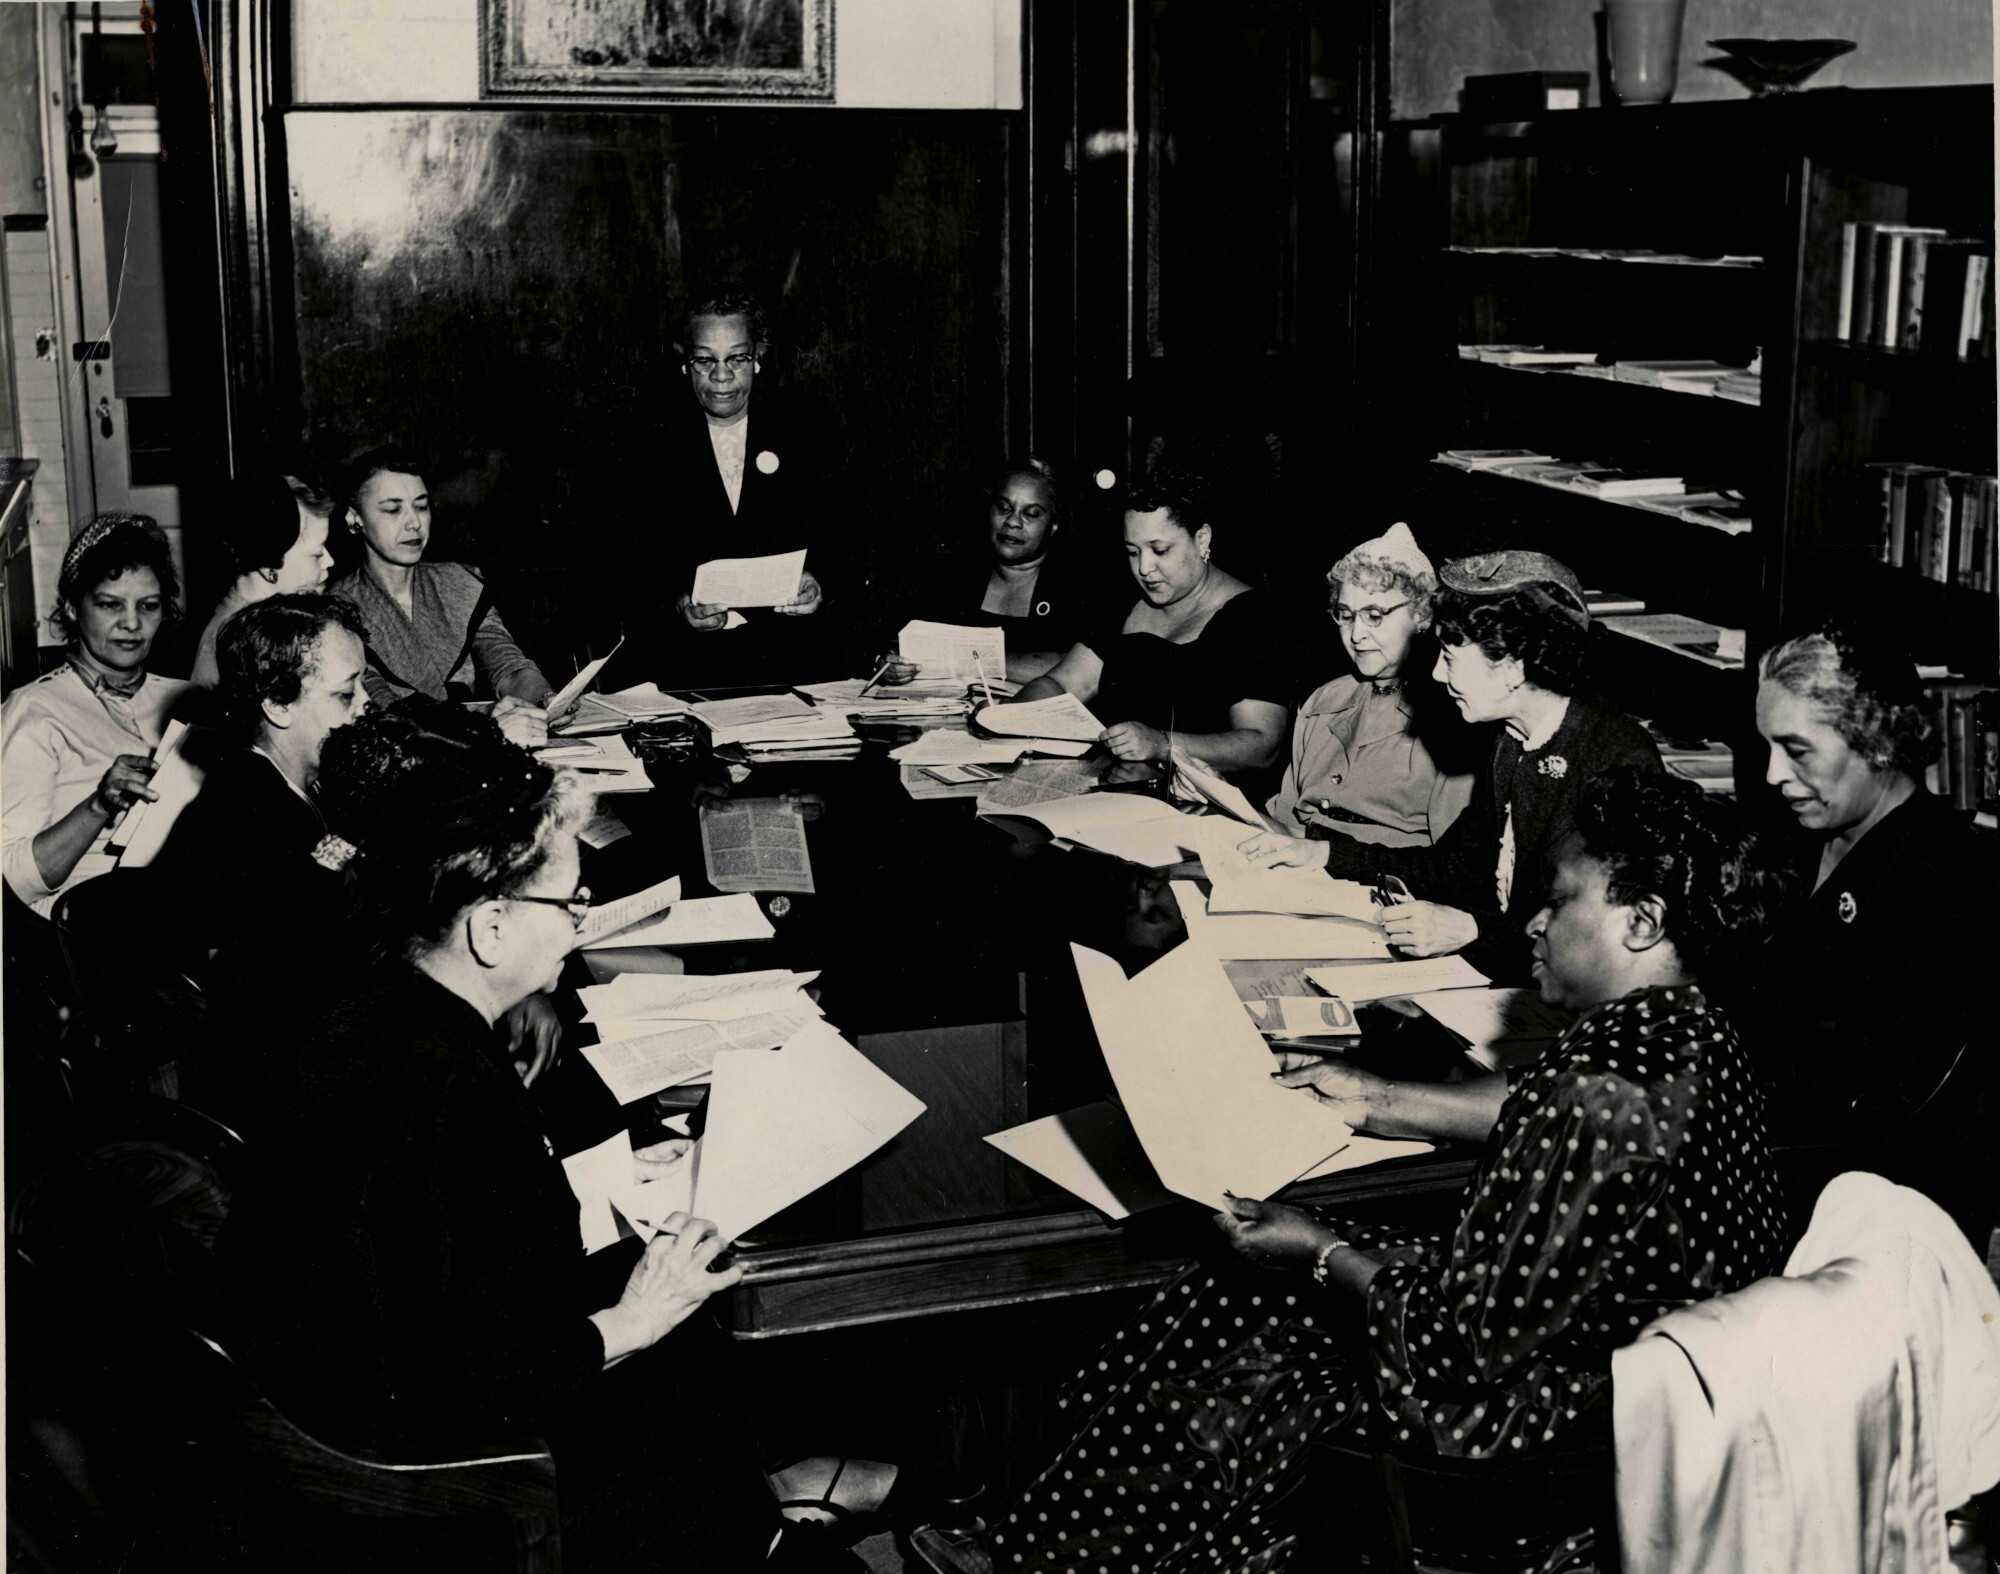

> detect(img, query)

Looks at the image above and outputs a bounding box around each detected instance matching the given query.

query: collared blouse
[1,663,188,914]
[331,561,550,709]
[1265,674,1473,847]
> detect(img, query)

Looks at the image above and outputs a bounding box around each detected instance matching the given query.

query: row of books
[1599,611,1747,672]
[1864,463,1999,591]
[1445,246,1761,269]
[1836,223,1993,359]
[1925,683,1999,815]
[1434,451,1754,534]
[1455,348,1762,405]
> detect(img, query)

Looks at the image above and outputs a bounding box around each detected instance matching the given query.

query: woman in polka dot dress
[913,769,1793,1574]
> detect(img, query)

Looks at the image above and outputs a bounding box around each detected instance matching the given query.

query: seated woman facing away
[329,444,554,748]
[151,594,369,964]
[2,515,189,919]
[218,708,846,1571]
[882,455,1113,686]
[914,767,1793,1574]
[1748,619,1997,1246]
[1245,549,1660,980]
[1008,463,1289,778]
[1266,521,1473,847]
[187,472,338,688]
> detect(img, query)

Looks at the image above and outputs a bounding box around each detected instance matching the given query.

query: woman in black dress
[913,767,1792,1574]
[1245,550,1660,982]
[1008,464,1289,779]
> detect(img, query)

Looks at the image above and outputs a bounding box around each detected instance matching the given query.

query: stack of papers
[981,789,1194,867]
[564,1020,925,1244]
[597,683,695,721]
[1172,879,1390,961]
[581,889,777,951]
[1434,448,1559,470]
[1600,612,1746,670]
[691,692,859,754]
[797,677,971,719]
[898,620,1005,684]
[555,694,638,735]
[1305,955,1490,1001]
[887,731,1028,766]
[975,694,1105,746]
[576,969,825,1103]
[537,732,651,792]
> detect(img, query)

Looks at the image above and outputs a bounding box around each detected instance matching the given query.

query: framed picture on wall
[482,0,834,101]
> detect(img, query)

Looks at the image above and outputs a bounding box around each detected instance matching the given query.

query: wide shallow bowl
[1706,37,1856,95]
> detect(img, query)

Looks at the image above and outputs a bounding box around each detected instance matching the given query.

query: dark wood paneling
[280,107,1013,661]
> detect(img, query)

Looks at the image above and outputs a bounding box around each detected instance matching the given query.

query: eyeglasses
[1328,600,1410,629]
[687,354,754,377]
[504,884,593,931]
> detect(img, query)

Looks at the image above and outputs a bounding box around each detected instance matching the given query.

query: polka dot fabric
[984,984,1789,1573]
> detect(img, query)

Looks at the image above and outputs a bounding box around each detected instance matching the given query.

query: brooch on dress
[755,449,781,474]
[1537,755,1569,779]
[1836,890,1858,924]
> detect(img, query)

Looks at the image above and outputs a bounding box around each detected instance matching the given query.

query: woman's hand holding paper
[1238,829,1331,871]
[772,570,823,616]
[591,1215,742,1364]
[492,695,549,750]
[1099,720,1170,764]
[1213,1194,1336,1268]
[1269,1053,1387,1125]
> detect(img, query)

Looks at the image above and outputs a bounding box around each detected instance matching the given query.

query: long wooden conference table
[566,700,1491,1342]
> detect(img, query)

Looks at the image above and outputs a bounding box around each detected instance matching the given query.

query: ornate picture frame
[481,0,834,102]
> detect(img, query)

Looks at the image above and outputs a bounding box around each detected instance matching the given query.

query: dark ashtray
[1705,38,1856,95]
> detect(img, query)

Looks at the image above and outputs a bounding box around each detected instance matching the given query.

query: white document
[899,620,1007,684]
[1207,871,1382,922]
[1172,880,1391,961]
[692,549,807,609]
[690,692,817,732]
[1415,987,1574,1057]
[580,892,776,950]
[974,758,1107,813]
[577,1003,821,1104]
[690,1020,926,1241]
[1169,748,1280,832]
[560,1128,633,1253]
[599,682,693,720]
[997,792,1193,868]
[580,968,819,1022]
[1073,941,1350,1210]
[596,986,820,1028]
[975,693,1105,743]
[575,876,681,947]
[550,732,651,793]
[887,731,1028,766]
[111,720,206,868]
[552,693,636,736]
[699,798,815,895]
[546,636,625,719]
[1306,955,1492,1001]
[983,1101,1177,1220]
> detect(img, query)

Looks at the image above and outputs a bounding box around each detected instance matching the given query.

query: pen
[858,656,894,697]
[972,650,997,709]
[571,766,627,775]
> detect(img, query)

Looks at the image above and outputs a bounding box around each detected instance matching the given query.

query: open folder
[1062,941,1351,1211]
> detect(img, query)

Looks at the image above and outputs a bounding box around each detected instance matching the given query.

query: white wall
[292,0,1023,110]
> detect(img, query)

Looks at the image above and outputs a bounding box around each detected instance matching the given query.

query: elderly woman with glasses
[1244,550,1660,979]
[218,706,833,1570]
[1265,522,1473,847]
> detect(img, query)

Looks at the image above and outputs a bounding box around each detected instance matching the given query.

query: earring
[1200,545,1211,562]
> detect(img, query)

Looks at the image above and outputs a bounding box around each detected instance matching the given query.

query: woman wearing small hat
[1266,523,1474,847]
[1245,549,1661,979]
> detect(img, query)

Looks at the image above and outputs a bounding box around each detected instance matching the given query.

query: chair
[49,868,208,1102]
[7,1097,563,1572]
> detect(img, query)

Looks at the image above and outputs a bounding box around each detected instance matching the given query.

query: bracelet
[1311,1237,1347,1287]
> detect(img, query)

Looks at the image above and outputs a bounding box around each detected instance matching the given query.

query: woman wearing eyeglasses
[1244,550,1661,980]
[1265,522,1473,847]
[218,705,837,1570]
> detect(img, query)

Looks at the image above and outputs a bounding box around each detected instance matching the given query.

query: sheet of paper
[576,876,681,946]
[692,549,807,609]
[560,1128,633,1253]
[610,1165,693,1244]
[549,731,652,792]
[577,1003,821,1104]
[1169,748,1280,832]
[546,636,626,719]
[693,1020,926,1241]
[993,792,1193,866]
[1305,955,1492,1001]
[699,798,815,895]
[888,731,1028,766]
[984,1101,1178,1220]
[690,692,817,732]
[1296,1134,1436,1180]
[579,806,633,850]
[898,620,1007,684]
[1172,880,1391,961]
[1072,941,1350,1210]
[1169,817,1378,926]
[580,968,819,1022]
[974,757,1107,812]
[580,892,775,950]
[111,720,206,868]
[975,693,1105,743]
[1414,987,1575,1052]
[599,682,694,720]
[596,986,820,1028]
[552,693,636,736]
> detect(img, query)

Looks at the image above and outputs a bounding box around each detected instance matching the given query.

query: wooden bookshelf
[1375,85,1997,795]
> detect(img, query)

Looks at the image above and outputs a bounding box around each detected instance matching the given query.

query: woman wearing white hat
[1266,522,1474,847]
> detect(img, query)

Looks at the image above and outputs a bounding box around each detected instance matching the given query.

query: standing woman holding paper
[913,768,1792,1574]
[639,292,826,686]
[218,714,827,1569]
[1006,462,1289,778]
[329,445,554,747]
[2,515,190,921]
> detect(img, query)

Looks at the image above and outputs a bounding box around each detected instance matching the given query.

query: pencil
[858,655,895,697]
[972,650,997,708]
